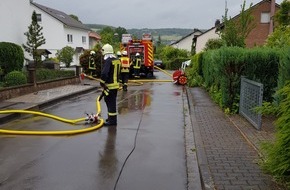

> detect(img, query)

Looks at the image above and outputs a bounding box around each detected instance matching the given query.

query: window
[36,14,42,22]
[82,36,86,43]
[261,12,270,23]
[67,34,73,43]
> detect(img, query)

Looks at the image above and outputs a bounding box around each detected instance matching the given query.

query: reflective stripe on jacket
[133,58,141,69]
[101,57,121,90]
[120,57,130,73]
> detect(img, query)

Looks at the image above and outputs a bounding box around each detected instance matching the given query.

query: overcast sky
[34,0,283,30]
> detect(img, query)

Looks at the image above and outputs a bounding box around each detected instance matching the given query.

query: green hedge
[36,69,75,81]
[199,47,280,112]
[4,71,27,87]
[261,81,290,188]
[0,42,24,75]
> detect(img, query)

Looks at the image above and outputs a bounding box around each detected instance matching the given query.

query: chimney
[269,0,275,34]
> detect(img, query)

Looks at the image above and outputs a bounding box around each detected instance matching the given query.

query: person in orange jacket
[120,50,130,91]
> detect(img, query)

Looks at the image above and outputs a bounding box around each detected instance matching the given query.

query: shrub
[261,81,290,187]
[0,42,24,75]
[36,69,75,81]
[4,71,27,87]
[80,49,102,77]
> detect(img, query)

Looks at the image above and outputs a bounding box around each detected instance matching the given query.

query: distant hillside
[85,24,196,44]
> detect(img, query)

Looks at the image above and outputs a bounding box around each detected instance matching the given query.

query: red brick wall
[245,1,280,48]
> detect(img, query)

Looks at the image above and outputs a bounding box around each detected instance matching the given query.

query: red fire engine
[120,33,154,78]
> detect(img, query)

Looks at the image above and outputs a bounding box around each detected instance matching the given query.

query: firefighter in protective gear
[120,50,130,91]
[100,44,121,126]
[116,51,121,58]
[89,51,96,75]
[133,53,141,78]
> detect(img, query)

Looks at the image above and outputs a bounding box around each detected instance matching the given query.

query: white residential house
[194,27,220,54]
[0,0,31,47]
[31,2,92,66]
[89,31,101,49]
[170,29,204,52]
[0,0,92,66]
[194,0,281,54]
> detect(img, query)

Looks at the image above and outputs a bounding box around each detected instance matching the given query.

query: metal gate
[239,77,263,130]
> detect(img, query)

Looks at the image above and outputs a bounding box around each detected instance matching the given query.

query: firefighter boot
[104,116,117,126]
[123,85,127,91]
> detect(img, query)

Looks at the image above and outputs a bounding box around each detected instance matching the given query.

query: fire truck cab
[120,33,154,78]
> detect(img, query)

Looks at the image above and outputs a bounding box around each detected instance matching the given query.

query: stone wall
[0,77,80,102]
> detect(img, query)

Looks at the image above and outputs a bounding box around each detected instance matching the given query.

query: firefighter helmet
[122,51,128,56]
[101,44,114,55]
[116,51,121,56]
[136,53,140,57]
[90,51,95,55]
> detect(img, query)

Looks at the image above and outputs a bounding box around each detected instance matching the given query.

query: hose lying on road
[0,96,104,135]
[85,66,174,86]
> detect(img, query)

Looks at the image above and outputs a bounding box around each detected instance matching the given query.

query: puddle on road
[117,90,152,115]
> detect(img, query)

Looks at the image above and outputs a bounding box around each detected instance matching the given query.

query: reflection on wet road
[0,72,188,190]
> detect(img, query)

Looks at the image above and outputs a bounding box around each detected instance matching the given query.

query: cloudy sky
[34,0,283,29]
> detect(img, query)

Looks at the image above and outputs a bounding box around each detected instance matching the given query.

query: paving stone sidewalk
[187,87,285,190]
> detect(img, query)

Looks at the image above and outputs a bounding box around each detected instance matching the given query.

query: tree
[56,46,75,68]
[265,0,290,48]
[0,42,24,76]
[220,1,255,47]
[204,38,224,51]
[69,14,81,23]
[100,27,115,45]
[274,0,290,27]
[114,27,127,42]
[23,10,46,66]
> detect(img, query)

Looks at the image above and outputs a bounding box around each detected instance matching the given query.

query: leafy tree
[274,0,290,27]
[220,1,255,47]
[23,10,46,66]
[56,46,75,68]
[204,38,224,51]
[100,27,115,45]
[266,0,290,48]
[265,26,290,48]
[69,14,81,22]
[0,42,24,75]
[100,26,127,50]
[114,27,127,42]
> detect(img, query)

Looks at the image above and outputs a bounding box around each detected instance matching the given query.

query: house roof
[89,31,101,40]
[35,49,51,55]
[195,0,281,39]
[170,28,206,45]
[31,2,91,31]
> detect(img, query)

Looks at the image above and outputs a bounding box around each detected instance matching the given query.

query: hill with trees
[85,24,198,44]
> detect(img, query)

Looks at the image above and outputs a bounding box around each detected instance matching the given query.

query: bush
[187,53,204,87]
[4,71,27,87]
[0,42,24,75]
[79,49,102,77]
[36,69,75,81]
[261,82,290,187]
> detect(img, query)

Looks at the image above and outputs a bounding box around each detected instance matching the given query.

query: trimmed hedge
[199,47,280,112]
[0,42,24,75]
[4,71,27,87]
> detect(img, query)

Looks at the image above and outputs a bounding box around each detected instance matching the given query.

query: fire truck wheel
[178,75,187,85]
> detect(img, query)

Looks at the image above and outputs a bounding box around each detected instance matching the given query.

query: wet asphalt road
[0,72,188,190]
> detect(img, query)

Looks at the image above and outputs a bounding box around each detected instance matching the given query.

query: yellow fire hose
[0,96,104,135]
[85,66,173,85]
[0,67,173,135]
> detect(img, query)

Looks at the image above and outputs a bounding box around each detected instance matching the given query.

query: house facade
[194,0,280,54]
[0,0,31,47]
[194,27,220,53]
[0,0,92,66]
[170,29,203,52]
